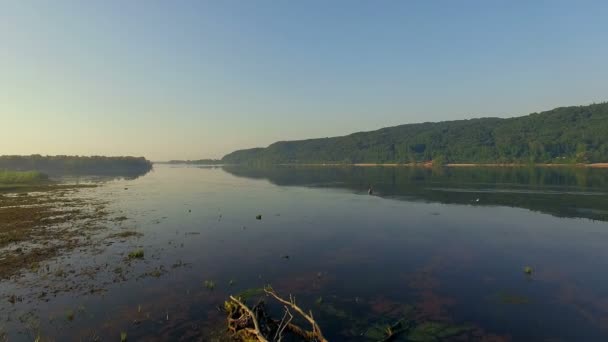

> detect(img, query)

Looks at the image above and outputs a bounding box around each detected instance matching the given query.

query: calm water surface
[3,165,608,341]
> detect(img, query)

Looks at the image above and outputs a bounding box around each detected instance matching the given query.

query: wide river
[3,164,608,341]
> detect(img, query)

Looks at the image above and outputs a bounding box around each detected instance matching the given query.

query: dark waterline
[2,165,608,341]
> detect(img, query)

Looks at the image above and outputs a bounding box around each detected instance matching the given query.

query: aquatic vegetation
[524,266,533,275]
[0,170,48,185]
[0,187,111,279]
[66,309,74,321]
[128,249,144,259]
[364,318,413,341]
[315,296,323,305]
[229,279,235,286]
[318,302,349,319]
[109,231,143,239]
[407,322,470,341]
[237,287,265,300]
[256,214,262,220]
[120,331,127,342]
[146,268,163,278]
[204,280,216,290]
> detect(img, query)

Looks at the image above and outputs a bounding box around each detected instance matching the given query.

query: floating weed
[120,331,127,342]
[148,268,162,278]
[66,310,74,321]
[204,280,216,290]
[137,305,141,313]
[110,231,142,239]
[319,303,349,319]
[255,214,262,220]
[524,266,533,275]
[315,297,323,305]
[228,279,235,286]
[407,322,470,341]
[128,249,144,259]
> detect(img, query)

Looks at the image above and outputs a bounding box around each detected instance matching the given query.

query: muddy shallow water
[2,165,608,341]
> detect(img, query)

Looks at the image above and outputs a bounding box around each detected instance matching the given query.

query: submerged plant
[204,280,215,290]
[523,266,533,275]
[66,310,74,321]
[237,287,265,300]
[128,249,144,259]
[120,331,127,342]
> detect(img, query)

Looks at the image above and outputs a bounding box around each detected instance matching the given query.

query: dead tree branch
[264,286,328,342]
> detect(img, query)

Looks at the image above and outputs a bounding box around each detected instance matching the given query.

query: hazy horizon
[3,1,608,160]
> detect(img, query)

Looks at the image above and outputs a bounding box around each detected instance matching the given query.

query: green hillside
[222,102,608,165]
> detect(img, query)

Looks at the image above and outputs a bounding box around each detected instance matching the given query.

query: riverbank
[271,162,608,168]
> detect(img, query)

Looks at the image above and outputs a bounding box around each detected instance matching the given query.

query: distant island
[221,102,608,165]
[157,159,223,165]
[0,155,153,176]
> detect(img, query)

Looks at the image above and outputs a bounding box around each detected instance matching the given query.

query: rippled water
[3,165,608,341]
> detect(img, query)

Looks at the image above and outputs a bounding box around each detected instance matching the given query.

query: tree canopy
[222,102,608,165]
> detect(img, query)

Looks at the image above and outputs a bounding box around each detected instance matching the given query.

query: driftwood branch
[273,308,293,342]
[229,295,269,342]
[226,287,329,342]
[264,286,328,342]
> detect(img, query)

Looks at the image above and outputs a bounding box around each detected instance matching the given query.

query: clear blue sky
[2,1,607,160]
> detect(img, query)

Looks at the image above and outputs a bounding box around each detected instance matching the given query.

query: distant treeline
[0,155,153,176]
[160,159,223,165]
[222,102,608,165]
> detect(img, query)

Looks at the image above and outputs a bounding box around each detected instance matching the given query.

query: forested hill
[222,102,608,165]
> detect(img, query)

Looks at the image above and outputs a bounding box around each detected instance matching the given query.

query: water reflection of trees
[223,166,608,222]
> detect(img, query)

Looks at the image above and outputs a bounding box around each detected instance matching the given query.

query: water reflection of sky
[4,165,608,341]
